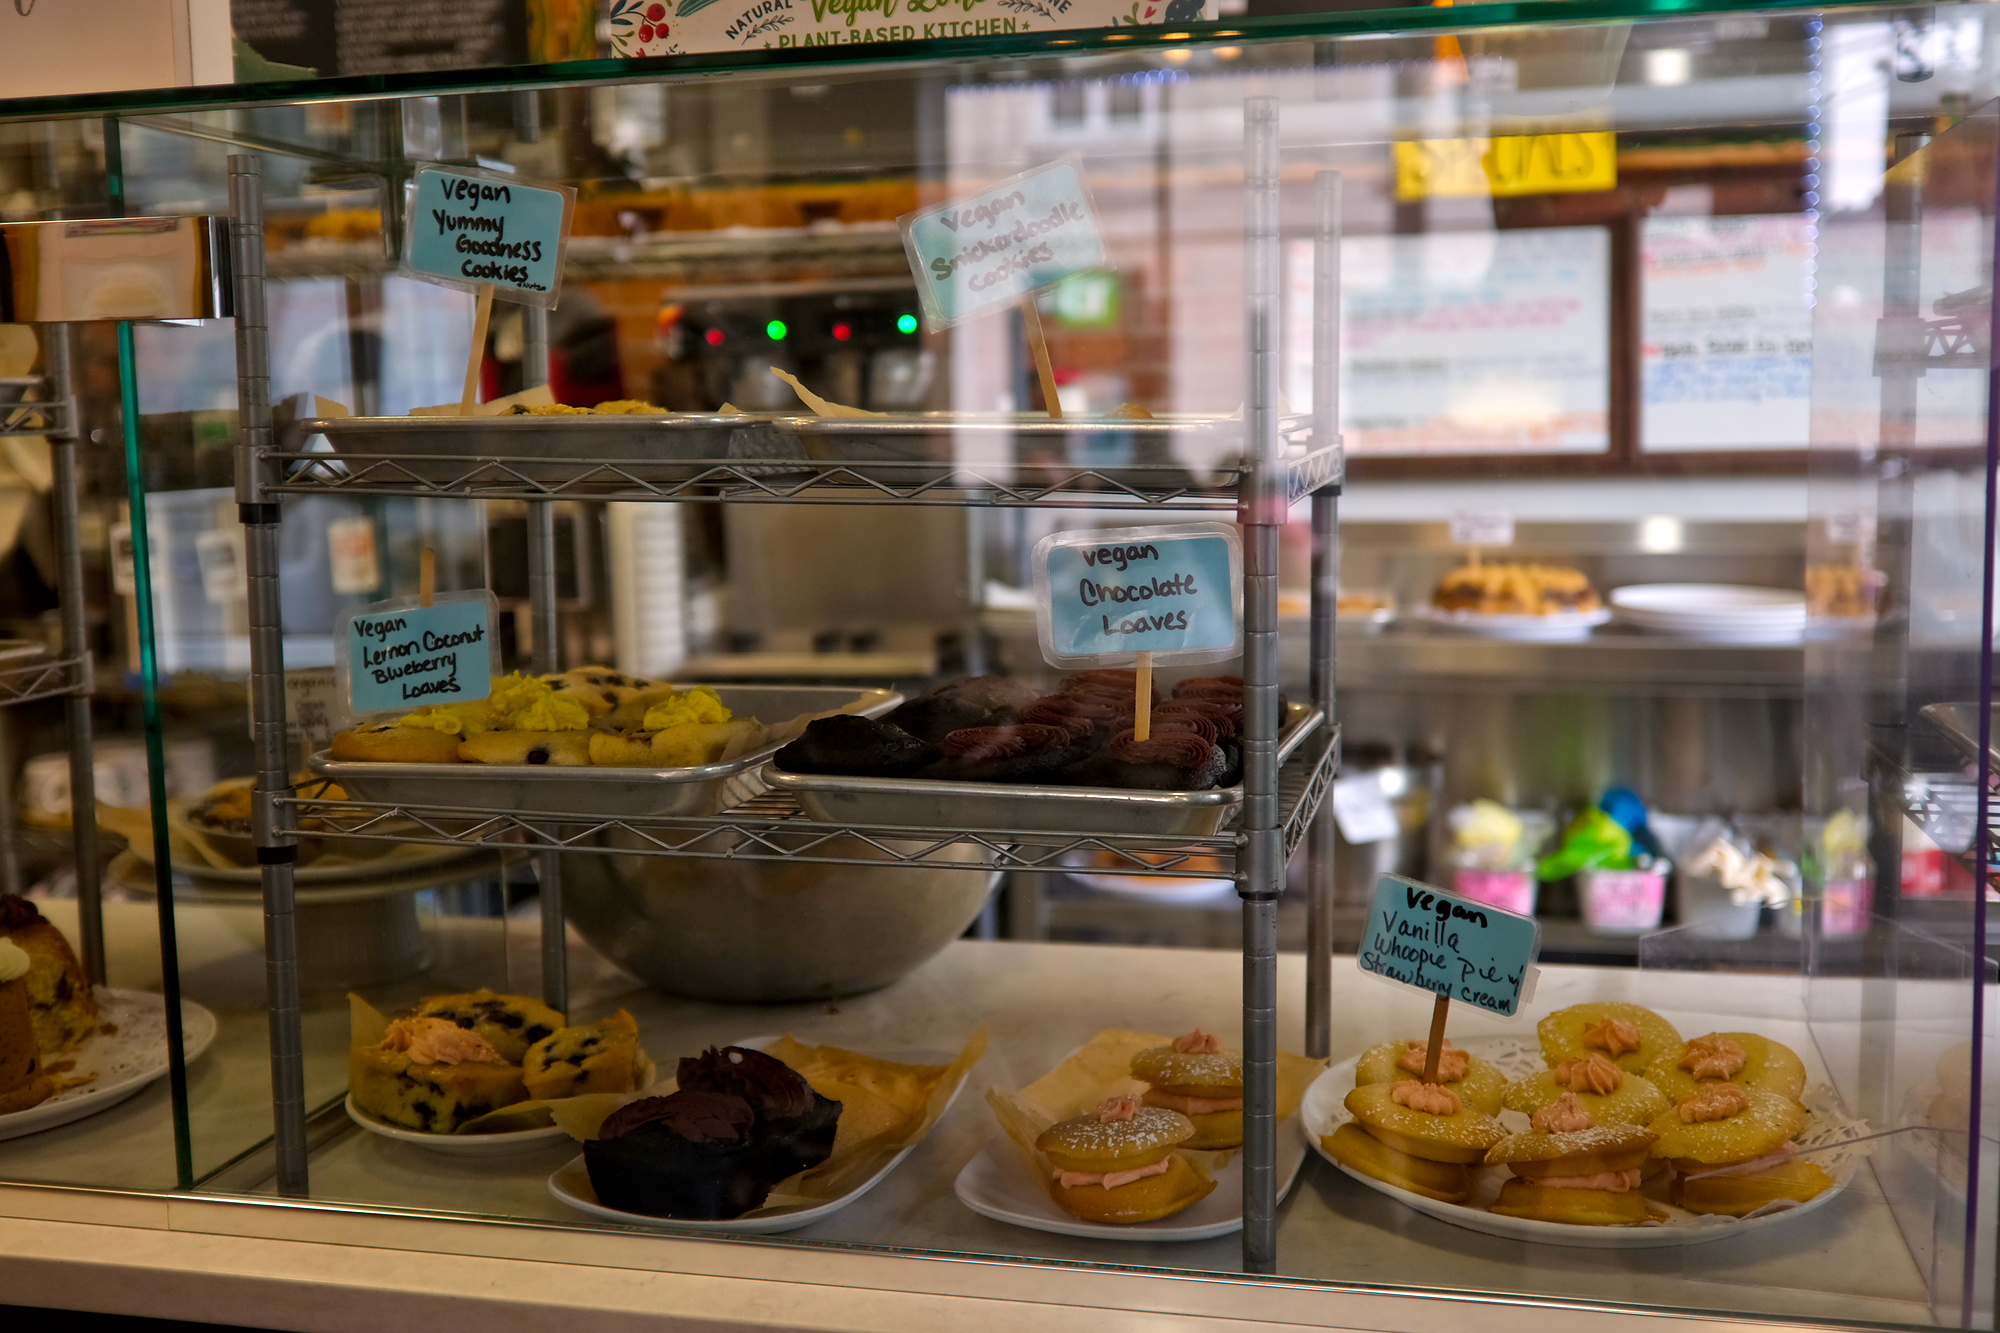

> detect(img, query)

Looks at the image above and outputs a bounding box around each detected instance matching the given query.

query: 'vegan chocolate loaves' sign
[1032,523,1241,669]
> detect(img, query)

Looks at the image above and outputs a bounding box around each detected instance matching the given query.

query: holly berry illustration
[646,4,666,18]
[639,22,655,39]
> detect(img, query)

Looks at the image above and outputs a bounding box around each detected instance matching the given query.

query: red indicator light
[831,322,853,342]
[704,328,725,347]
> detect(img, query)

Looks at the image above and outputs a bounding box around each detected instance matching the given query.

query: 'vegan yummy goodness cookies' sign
[608,0,1212,55]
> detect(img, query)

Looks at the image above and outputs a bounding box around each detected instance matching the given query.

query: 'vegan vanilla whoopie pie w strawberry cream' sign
[609,0,1213,56]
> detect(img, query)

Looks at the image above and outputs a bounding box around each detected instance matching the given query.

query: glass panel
[3,4,2000,1328]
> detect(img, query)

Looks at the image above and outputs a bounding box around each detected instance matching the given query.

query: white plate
[112,847,502,904]
[1610,585,1805,644]
[1065,866,1237,904]
[1302,1033,1855,1248]
[1415,607,1610,642]
[0,989,217,1142]
[547,1041,967,1233]
[954,1122,1309,1242]
[345,1095,573,1156]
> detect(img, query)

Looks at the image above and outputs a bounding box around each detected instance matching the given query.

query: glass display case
[0,0,1997,1328]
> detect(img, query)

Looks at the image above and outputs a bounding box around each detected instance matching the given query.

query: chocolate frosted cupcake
[773,714,934,777]
[584,1047,841,1220]
[883,677,1038,744]
[583,1089,771,1219]
[1068,729,1229,791]
[1019,692,1130,745]
[917,723,1084,785]
[1062,668,1160,704]
[677,1046,842,1176]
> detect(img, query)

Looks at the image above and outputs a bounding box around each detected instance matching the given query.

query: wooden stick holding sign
[1021,301,1063,420]
[1421,992,1451,1084]
[419,546,436,609]
[460,287,495,413]
[900,156,1105,419]
[1133,650,1152,741]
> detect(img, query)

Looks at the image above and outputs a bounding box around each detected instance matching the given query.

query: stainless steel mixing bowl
[561,833,996,1002]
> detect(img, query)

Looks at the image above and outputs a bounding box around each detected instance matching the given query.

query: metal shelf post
[38,328,106,985]
[1305,170,1343,1062]
[521,304,567,1015]
[231,152,310,1198]
[1239,95,1285,1276]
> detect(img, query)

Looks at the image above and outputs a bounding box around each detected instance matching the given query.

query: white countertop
[0,900,1944,1332]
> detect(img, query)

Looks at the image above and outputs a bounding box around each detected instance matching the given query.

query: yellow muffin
[541,667,667,720]
[1646,1033,1807,1105]
[1503,1055,1671,1127]
[1343,1080,1506,1164]
[1648,1083,1809,1168]
[1354,1039,1507,1116]
[409,990,564,1064]
[1538,1002,1682,1075]
[329,722,464,764]
[349,1016,528,1133]
[1131,1029,1244,1151]
[1321,1121,1474,1203]
[457,730,594,766]
[522,1009,646,1100]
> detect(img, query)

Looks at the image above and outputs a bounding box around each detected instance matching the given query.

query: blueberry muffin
[524,1009,645,1100]
[410,989,563,1063]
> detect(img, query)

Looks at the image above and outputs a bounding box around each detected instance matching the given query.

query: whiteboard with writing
[1640,214,1813,453]
[1285,227,1610,456]
[1358,874,1541,1018]
[335,590,498,717]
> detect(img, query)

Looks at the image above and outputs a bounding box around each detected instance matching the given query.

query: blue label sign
[1033,523,1240,668]
[901,158,1107,329]
[1358,875,1542,1018]
[340,595,493,716]
[404,165,572,307]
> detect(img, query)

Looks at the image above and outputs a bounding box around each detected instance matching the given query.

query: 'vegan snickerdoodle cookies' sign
[1359,874,1542,1018]
[901,159,1108,329]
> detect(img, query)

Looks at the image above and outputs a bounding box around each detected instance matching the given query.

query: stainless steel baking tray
[763,703,1324,840]
[1921,702,1997,768]
[300,414,805,491]
[774,411,1315,487]
[311,685,899,820]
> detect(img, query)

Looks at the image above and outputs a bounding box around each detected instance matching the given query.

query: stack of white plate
[1609,584,1806,644]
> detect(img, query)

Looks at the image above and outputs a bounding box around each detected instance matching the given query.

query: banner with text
[610,0,1213,56]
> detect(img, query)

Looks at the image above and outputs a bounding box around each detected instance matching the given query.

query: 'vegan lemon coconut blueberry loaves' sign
[609,0,1213,55]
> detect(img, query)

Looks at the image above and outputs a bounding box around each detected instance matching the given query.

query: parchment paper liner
[985,1028,1323,1209]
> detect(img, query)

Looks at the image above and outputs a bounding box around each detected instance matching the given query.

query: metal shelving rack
[227,96,1342,1274]
[0,350,105,984]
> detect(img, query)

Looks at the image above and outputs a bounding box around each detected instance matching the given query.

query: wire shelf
[0,654,87,707]
[259,446,1343,509]
[284,737,1338,878]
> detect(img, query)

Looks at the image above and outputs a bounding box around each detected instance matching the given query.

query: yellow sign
[1393,132,1618,201]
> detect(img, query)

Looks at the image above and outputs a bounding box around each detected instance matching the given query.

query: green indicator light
[896,313,918,335]
[766,319,788,340]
